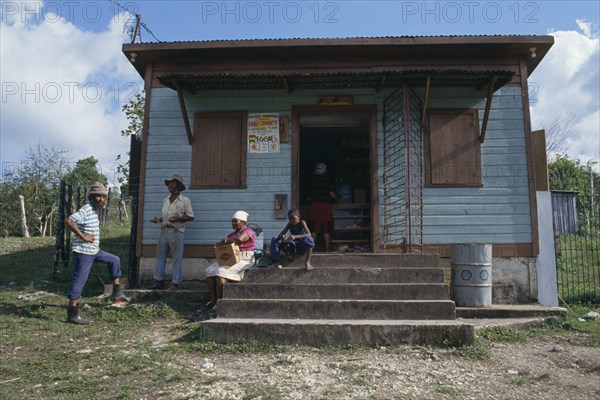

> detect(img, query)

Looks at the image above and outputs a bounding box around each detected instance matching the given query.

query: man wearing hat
[65,182,129,325]
[149,175,195,290]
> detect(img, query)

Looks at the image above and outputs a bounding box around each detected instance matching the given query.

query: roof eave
[123,35,554,80]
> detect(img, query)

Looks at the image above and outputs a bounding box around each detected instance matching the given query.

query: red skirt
[309,202,333,234]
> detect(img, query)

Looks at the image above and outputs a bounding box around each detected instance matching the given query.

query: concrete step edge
[220,299,455,304]
[230,283,449,287]
[202,318,471,326]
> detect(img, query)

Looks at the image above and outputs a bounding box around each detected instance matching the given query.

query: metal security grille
[382,84,424,252]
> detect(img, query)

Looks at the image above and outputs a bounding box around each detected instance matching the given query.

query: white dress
[205,250,255,281]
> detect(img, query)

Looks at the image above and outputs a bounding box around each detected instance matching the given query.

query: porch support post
[480,74,497,143]
[420,76,431,127]
[173,79,194,144]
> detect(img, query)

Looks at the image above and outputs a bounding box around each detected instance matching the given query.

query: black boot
[67,305,91,325]
[148,280,164,290]
[112,284,131,305]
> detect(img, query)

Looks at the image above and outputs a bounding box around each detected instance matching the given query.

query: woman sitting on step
[203,211,255,313]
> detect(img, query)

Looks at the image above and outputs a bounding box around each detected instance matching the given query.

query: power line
[107,0,161,43]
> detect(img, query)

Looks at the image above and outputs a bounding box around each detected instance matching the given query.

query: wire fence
[552,191,600,304]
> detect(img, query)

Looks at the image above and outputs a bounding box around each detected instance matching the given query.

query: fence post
[52,181,66,279]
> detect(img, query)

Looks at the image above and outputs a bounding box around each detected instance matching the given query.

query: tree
[0,182,20,237]
[549,154,599,233]
[549,154,599,195]
[4,142,71,237]
[543,113,577,158]
[62,157,108,188]
[115,92,145,187]
[0,145,111,237]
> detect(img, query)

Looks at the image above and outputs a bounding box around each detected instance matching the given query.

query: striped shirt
[69,203,100,255]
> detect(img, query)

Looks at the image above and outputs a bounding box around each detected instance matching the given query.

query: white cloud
[0,3,143,184]
[530,21,600,169]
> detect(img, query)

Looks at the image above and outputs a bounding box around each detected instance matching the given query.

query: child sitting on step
[269,208,315,271]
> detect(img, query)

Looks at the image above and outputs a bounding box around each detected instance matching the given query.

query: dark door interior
[299,115,371,252]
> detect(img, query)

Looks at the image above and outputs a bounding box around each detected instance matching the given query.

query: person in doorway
[203,211,255,313]
[148,175,195,290]
[269,208,315,271]
[308,162,337,252]
[65,182,129,325]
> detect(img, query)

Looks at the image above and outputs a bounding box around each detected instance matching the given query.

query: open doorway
[297,110,372,252]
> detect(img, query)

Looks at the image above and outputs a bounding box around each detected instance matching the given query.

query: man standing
[149,175,195,290]
[65,182,129,325]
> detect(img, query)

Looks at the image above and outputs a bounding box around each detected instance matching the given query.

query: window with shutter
[425,109,482,187]
[191,111,247,188]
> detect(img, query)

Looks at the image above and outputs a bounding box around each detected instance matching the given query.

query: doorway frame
[291,105,380,252]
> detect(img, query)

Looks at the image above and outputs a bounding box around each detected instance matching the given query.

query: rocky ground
[156,326,600,400]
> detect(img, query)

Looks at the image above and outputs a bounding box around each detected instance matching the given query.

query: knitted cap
[88,182,108,196]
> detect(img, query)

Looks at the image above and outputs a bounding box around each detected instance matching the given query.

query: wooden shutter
[191,111,247,188]
[426,109,482,187]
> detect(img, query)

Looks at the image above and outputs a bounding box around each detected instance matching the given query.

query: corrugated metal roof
[159,69,513,92]
[147,34,549,44]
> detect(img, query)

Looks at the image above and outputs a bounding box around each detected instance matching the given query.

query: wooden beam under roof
[480,74,497,143]
[173,79,194,145]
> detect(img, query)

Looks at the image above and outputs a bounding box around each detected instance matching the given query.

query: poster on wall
[248,113,280,153]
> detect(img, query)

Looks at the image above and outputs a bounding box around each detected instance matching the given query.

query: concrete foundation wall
[440,256,536,304]
[139,257,214,284]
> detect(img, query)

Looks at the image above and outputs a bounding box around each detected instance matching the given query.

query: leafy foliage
[2,143,72,237]
[0,146,110,237]
[115,92,145,186]
[549,154,599,195]
[62,157,108,188]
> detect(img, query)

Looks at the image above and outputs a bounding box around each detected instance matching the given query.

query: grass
[1,226,599,399]
[556,233,600,304]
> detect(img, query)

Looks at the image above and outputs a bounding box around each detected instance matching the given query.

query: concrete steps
[224,283,450,300]
[201,253,472,346]
[244,267,445,284]
[128,253,566,346]
[218,299,457,320]
[201,318,474,347]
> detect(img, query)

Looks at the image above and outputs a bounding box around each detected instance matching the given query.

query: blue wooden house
[123,36,554,303]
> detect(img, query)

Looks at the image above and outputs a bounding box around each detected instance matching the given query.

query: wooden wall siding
[142,83,532,250]
[418,85,532,244]
[372,85,532,246]
[142,87,376,246]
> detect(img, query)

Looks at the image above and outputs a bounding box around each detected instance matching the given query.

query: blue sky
[1,0,599,182]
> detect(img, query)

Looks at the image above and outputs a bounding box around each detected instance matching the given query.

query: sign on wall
[248,113,280,153]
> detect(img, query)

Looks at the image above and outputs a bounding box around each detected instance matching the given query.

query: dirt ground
[152,325,600,400]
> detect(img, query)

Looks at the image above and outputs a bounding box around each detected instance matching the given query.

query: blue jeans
[155,227,184,284]
[270,236,315,262]
[67,250,121,300]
